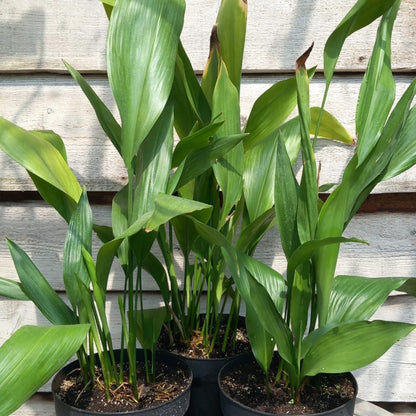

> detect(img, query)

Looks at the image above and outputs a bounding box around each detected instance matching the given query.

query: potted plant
[191,0,416,414]
[0,0,214,413]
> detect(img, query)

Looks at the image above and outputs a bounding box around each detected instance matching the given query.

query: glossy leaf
[63,190,93,309]
[302,320,415,377]
[6,239,76,325]
[355,2,397,164]
[107,0,185,166]
[211,61,244,227]
[0,117,81,204]
[0,277,29,301]
[328,275,408,324]
[0,324,89,416]
[244,68,315,150]
[216,0,247,92]
[136,307,167,350]
[323,0,397,87]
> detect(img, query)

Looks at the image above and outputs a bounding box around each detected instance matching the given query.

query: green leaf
[274,132,300,259]
[355,2,398,164]
[244,133,277,223]
[107,0,185,166]
[63,190,93,309]
[244,68,315,150]
[302,320,415,377]
[64,61,121,154]
[173,41,211,137]
[246,304,274,375]
[136,307,167,350]
[0,277,29,300]
[0,324,89,416]
[174,133,247,190]
[323,0,397,87]
[6,239,76,325]
[146,194,212,232]
[296,45,318,244]
[0,117,81,204]
[384,103,416,180]
[172,121,223,168]
[211,61,244,228]
[328,275,408,324]
[216,0,247,92]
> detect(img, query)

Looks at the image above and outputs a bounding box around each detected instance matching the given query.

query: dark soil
[220,356,356,415]
[158,317,251,359]
[55,359,191,413]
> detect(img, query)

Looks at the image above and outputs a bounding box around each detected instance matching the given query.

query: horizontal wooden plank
[11,397,412,416]
[2,295,415,401]
[1,201,416,289]
[1,74,415,192]
[0,0,415,73]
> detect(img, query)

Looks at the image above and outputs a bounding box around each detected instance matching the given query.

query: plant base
[218,353,357,416]
[52,349,192,415]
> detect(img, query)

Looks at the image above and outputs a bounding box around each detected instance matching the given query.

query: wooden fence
[0,1,415,414]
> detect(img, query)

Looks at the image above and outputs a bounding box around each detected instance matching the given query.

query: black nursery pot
[180,353,238,416]
[218,354,358,416]
[52,349,192,416]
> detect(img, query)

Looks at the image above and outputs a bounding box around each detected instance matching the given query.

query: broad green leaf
[6,239,76,325]
[397,278,416,296]
[384,103,416,180]
[211,61,244,228]
[323,0,397,87]
[244,68,315,150]
[143,253,170,307]
[173,41,211,137]
[64,61,121,154]
[216,0,247,92]
[275,132,300,259]
[107,0,185,166]
[0,277,29,301]
[246,304,274,375]
[63,190,93,308]
[288,236,368,286]
[237,207,275,255]
[302,320,415,377]
[328,275,408,324]
[0,324,89,416]
[133,101,174,219]
[296,45,318,244]
[0,117,81,203]
[244,133,277,223]
[243,255,286,313]
[174,133,247,190]
[24,130,78,222]
[136,307,167,350]
[146,194,212,232]
[355,2,397,164]
[310,107,353,145]
[172,121,223,168]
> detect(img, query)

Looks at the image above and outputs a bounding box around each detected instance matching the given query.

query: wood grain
[0,0,415,73]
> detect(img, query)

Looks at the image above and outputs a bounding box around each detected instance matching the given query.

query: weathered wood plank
[1,202,416,291]
[0,0,415,73]
[0,74,415,192]
[12,396,412,416]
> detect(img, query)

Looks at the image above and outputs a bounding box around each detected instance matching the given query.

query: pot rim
[218,353,358,416]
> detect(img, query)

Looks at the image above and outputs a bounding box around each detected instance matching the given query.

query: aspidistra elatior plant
[191,0,416,402]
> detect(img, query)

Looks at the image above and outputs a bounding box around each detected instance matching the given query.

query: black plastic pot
[52,349,192,416]
[181,353,238,416]
[218,354,357,416]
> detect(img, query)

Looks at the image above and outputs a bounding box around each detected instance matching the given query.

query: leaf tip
[296,42,314,70]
